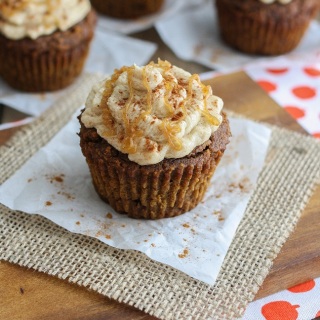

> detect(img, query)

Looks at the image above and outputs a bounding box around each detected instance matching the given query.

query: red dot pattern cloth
[200,58,320,319]
[245,60,320,139]
[242,58,320,319]
[242,279,320,320]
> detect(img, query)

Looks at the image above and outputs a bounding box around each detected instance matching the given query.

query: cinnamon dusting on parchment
[106,212,113,219]
[178,248,189,259]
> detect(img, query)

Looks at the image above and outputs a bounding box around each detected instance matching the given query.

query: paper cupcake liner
[215,0,320,55]
[90,0,164,19]
[79,115,230,219]
[0,10,96,92]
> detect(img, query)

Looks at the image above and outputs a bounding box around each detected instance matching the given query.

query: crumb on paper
[105,235,111,239]
[80,214,84,218]
[210,49,225,63]
[95,231,103,237]
[106,212,113,219]
[121,224,126,228]
[45,201,52,206]
[151,243,155,247]
[76,221,80,225]
[57,191,75,200]
[213,210,224,221]
[46,173,65,184]
[182,223,190,228]
[193,43,205,56]
[45,173,76,200]
[178,249,189,259]
[27,178,32,183]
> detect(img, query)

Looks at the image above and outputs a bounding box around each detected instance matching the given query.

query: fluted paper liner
[215,1,319,55]
[1,73,320,319]
[79,115,229,219]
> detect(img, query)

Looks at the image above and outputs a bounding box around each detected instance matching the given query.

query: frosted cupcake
[79,60,231,219]
[215,0,320,55]
[90,0,164,19]
[0,0,96,92]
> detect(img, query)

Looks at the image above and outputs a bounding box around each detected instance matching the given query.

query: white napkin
[155,0,320,72]
[0,110,271,285]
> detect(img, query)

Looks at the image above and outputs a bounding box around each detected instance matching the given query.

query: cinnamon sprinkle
[178,249,189,259]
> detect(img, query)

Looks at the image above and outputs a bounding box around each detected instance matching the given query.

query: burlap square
[1,73,320,320]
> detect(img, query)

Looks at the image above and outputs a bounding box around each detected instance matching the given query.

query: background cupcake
[90,0,164,19]
[215,0,320,55]
[79,60,231,219]
[0,0,97,92]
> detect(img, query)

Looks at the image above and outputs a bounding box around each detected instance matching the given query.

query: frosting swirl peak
[81,60,224,165]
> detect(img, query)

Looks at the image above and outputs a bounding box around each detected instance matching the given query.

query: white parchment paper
[0,111,271,285]
[0,27,157,128]
[155,0,320,72]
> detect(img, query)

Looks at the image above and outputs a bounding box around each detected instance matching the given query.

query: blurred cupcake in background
[0,0,97,92]
[215,0,320,56]
[90,0,164,19]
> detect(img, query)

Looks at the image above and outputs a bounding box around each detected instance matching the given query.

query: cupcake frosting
[81,60,224,166]
[259,0,292,4]
[0,0,91,40]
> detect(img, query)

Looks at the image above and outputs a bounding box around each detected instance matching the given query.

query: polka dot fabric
[242,279,320,320]
[242,58,320,319]
[245,61,320,139]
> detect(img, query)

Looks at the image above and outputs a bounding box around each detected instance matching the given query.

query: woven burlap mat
[1,73,320,320]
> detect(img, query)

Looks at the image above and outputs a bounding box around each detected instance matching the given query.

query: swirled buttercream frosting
[81,60,224,166]
[0,0,91,40]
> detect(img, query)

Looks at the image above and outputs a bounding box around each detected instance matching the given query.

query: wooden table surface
[1,27,320,320]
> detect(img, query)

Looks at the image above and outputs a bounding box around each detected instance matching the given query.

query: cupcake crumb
[178,249,189,259]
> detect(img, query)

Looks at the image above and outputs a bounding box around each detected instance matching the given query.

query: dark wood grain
[1,28,319,319]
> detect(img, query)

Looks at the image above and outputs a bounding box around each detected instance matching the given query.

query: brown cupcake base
[0,9,97,92]
[79,112,231,219]
[215,0,320,55]
[90,0,164,19]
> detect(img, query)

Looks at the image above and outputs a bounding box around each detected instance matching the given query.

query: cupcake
[0,0,97,92]
[79,60,231,219]
[215,0,320,55]
[90,0,164,19]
